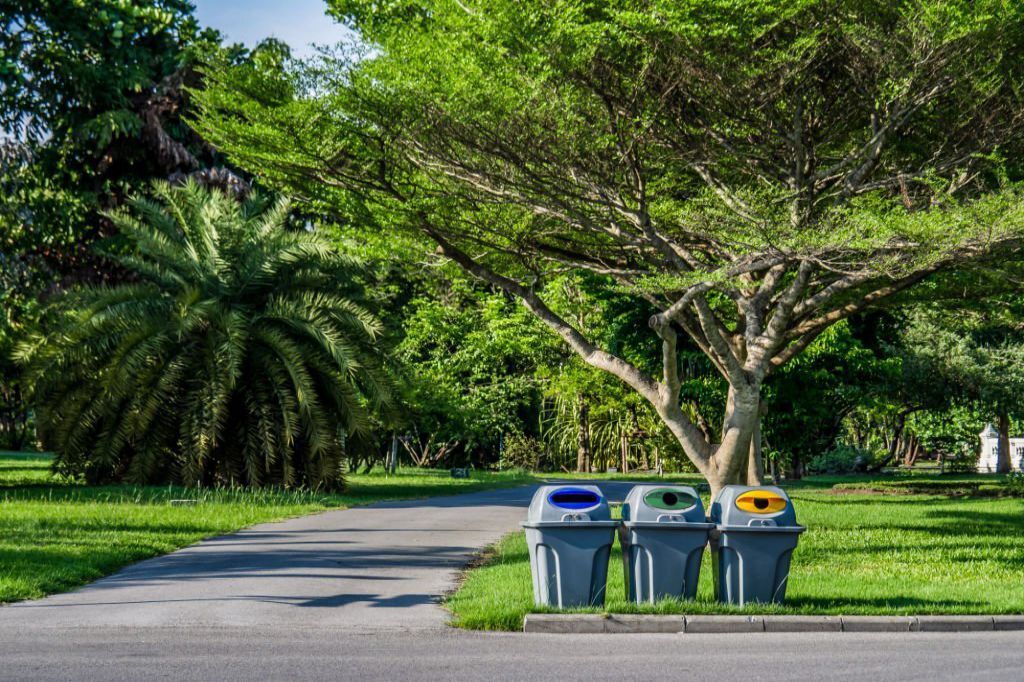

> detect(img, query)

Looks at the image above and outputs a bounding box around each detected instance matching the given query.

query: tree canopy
[1,0,252,280]
[194,0,1024,491]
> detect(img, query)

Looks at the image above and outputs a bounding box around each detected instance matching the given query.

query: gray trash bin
[522,485,618,608]
[619,485,715,603]
[709,485,805,605]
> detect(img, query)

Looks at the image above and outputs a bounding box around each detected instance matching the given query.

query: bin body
[709,485,805,605]
[522,485,617,608]
[619,485,714,603]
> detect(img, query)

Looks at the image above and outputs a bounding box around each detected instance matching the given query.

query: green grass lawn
[446,476,1024,630]
[0,452,535,604]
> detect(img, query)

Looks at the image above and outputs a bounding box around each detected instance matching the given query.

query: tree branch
[421,222,663,402]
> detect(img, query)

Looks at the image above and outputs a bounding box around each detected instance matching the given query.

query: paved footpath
[1,480,1022,681]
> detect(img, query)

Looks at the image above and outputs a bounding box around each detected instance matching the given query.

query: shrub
[943,452,979,474]
[19,182,394,490]
[497,433,542,471]
[1005,472,1024,497]
[806,444,878,475]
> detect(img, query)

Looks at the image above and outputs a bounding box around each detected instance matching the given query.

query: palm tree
[19,181,393,489]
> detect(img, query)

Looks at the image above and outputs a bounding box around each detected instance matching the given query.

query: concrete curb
[523,614,684,634]
[522,614,1024,634]
[686,615,763,633]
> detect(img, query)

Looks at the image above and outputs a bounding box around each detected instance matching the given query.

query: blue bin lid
[523,485,614,525]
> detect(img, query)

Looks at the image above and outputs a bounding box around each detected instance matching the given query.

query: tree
[1,2,253,450]
[18,182,393,489]
[1,1,245,272]
[195,1,1024,493]
[764,320,893,478]
[900,305,1024,472]
[395,280,559,463]
[0,249,47,450]
[536,271,714,473]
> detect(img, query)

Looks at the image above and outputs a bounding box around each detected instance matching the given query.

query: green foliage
[902,308,1024,420]
[194,0,1024,483]
[395,281,559,458]
[0,1,229,258]
[906,405,987,461]
[0,249,48,449]
[846,301,1024,469]
[0,0,198,141]
[18,182,394,489]
[1,3,250,454]
[806,444,880,475]
[1005,472,1024,497]
[765,321,892,471]
[198,0,1024,275]
[535,272,710,472]
[944,451,981,474]
[496,433,542,472]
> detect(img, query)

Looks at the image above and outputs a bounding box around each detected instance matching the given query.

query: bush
[19,182,394,490]
[497,433,542,471]
[943,452,979,474]
[806,444,878,475]
[1005,472,1024,497]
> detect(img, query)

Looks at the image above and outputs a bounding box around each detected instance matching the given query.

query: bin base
[524,524,616,608]
[620,524,712,603]
[710,527,803,605]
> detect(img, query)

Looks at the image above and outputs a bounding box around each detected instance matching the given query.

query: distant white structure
[977,424,1024,472]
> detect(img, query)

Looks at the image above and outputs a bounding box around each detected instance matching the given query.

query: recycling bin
[619,485,715,603]
[522,485,618,608]
[709,485,805,605]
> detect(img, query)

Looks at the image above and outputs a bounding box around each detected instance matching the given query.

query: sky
[192,0,355,58]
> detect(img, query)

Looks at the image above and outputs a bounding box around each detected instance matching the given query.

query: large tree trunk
[620,429,629,474]
[889,411,907,466]
[997,412,1012,474]
[576,397,590,473]
[903,436,921,468]
[746,402,765,485]
[703,384,762,497]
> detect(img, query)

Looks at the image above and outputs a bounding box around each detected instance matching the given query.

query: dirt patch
[828,485,989,497]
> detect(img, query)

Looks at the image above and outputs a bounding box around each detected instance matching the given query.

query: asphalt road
[1,480,1022,681]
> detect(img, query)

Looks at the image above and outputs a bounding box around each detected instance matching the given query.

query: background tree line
[3,0,1024,488]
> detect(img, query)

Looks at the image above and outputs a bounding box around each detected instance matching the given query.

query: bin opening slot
[549,489,601,510]
[735,491,787,514]
[643,488,697,511]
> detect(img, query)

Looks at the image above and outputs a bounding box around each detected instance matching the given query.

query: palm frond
[22,182,397,490]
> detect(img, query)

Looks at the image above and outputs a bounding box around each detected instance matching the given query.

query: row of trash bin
[522,484,805,608]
